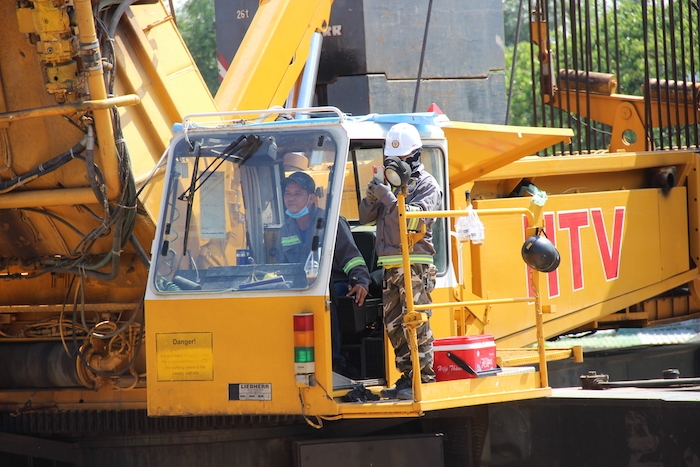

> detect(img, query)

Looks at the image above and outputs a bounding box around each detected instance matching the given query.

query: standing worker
[277,171,370,377]
[359,123,442,400]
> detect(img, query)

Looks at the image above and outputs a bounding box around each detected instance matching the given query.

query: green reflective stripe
[281,236,301,247]
[343,256,367,275]
[377,256,403,266]
[410,254,434,264]
[406,205,422,230]
[377,255,433,266]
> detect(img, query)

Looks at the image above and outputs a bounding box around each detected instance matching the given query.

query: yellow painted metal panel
[443,122,573,187]
[336,374,550,418]
[471,188,691,346]
[658,188,690,277]
[479,150,696,182]
[0,388,148,412]
[114,3,218,221]
[146,294,334,416]
[145,287,551,417]
[426,287,455,338]
[687,156,700,266]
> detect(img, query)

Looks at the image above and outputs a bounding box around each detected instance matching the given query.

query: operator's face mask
[391,148,422,175]
[285,194,312,219]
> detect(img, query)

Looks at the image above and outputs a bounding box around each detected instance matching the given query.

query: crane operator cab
[150,110,446,381]
[146,108,536,419]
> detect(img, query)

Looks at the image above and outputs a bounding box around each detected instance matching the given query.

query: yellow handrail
[397,195,549,402]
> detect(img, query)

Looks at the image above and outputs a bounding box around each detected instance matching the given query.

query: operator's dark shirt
[276,205,370,289]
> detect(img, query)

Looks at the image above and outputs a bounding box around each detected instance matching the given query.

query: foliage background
[174,0,219,96]
[176,0,665,129]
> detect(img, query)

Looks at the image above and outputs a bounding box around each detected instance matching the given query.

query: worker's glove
[366,178,394,203]
[364,182,377,202]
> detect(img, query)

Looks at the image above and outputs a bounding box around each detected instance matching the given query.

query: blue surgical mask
[286,206,310,219]
[285,194,312,219]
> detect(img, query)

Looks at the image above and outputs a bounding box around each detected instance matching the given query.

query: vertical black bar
[689,0,700,147]
[592,0,602,150]
[569,0,581,153]
[506,0,526,125]
[602,0,611,75]
[613,0,622,91]
[600,0,607,150]
[652,0,665,149]
[584,0,593,152]
[577,0,586,152]
[601,0,612,150]
[543,0,555,154]
[657,0,673,148]
[668,0,680,148]
[642,1,653,150]
[412,0,433,113]
[594,0,602,72]
[677,0,690,147]
[537,0,547,131]
[529,0,540,127]
[552,0,567,155]
[560,0,575,154]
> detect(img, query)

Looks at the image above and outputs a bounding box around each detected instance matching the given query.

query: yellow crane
[0,0,698,465]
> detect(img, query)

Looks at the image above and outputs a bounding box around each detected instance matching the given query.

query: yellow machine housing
[0,0,699,447]
[143,108,577,418]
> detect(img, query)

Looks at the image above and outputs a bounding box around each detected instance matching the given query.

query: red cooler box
[434,335,497,381]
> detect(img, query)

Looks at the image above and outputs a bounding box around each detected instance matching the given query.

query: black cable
[412,0,434,113]
[0,138,86,194]
[15,207,88,239]
[505,0,525,124]
[73,296,145,378]
[677,0,691,146]
[130,233,150,267]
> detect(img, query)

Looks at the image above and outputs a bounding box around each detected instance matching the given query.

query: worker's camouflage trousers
[382,264,436,383]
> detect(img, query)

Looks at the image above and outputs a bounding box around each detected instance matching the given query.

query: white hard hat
[384,123,422,157]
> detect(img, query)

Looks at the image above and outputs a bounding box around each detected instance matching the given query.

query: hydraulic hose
[0,137,87,194]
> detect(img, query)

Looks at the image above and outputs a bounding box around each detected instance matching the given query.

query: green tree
[502,0,529,47]
[504,41,534,127]
[176,0,219,95]
[502,0,698,151]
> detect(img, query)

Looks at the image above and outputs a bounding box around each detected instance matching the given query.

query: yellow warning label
[156,332,213,381]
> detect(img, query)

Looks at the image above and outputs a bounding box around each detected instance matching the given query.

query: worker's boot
[380,374,412,399]
[396,374,436,400]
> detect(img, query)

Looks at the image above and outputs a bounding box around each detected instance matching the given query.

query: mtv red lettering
[558,210,589,291]
[591,207,625,281]
[543,212,559,297]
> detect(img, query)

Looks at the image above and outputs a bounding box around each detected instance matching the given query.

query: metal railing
[396,192,550,402]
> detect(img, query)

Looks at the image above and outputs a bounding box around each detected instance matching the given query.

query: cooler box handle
[446,351,502,378]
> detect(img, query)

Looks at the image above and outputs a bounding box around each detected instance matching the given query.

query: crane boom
[214,0,333,112]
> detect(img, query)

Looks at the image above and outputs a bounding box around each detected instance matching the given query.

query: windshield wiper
[180,141,201,256]
[178,135,260,203]
[177,135,264,255]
